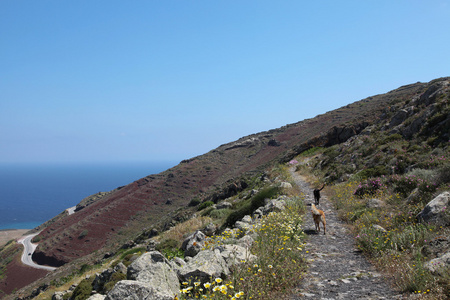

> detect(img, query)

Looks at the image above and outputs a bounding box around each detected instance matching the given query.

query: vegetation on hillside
[293,82,450,298]
[3,77,449,299]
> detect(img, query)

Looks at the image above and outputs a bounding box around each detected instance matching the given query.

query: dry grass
[157,216,214,243]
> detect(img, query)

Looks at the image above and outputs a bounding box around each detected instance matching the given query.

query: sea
[0,161,177,230]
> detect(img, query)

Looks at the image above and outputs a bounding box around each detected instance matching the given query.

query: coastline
[0,229,30,247]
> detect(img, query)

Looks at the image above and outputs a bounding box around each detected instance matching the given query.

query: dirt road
[289,168,402,299]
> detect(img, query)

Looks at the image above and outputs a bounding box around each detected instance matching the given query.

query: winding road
[18,233,57,271]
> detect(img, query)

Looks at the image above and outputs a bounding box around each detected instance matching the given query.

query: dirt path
[289,168,403,300]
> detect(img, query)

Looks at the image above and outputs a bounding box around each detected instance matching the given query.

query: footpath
[288,168,403,300]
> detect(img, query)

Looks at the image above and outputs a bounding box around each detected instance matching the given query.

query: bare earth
[0,229,29,247]
[288,168,404,299]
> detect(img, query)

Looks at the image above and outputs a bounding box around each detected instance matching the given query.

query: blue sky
[1,1,449,164]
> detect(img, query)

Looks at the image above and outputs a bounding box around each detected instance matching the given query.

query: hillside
[31,79,429,267]
[1,77,449,298]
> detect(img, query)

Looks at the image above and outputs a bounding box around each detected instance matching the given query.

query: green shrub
[300,147,323,157]
[197,201,214,211]
[188,198,201,207]
[103,272,126,293]
[70,277,93,300]
[200,206,215,217]
[356,166,389,180]
[119,247,146,260]
[32,236,41,243]
[208,208,233,219]
[381,133,402,144]
[222,186,281,229]
[155,239,183,259]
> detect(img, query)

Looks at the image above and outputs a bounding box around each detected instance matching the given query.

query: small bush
[156,239,183,259]
[222,186,281,229]
[119,247,146,260]
[380,133,402,144]
[356,166,389,180]
[103,272,126,293]
[32,236,41,243]
[188,198,201,207]
[197,201,214,211]
[70,277,93,300]
[353,178,383,197]
[208,208,232,219]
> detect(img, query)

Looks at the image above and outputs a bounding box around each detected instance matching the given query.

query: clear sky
[1,1,449,164]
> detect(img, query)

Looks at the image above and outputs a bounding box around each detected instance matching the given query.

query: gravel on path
[288,168,404,300]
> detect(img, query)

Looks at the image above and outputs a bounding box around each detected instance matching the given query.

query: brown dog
[311,204,326,235]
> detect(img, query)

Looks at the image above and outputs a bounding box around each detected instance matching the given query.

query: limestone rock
[417,192,450,226]
[216,201,232,210]
[105,280,174,300]
[372,225,387,233]
[52,292,66,300]
[241,215,252,223]
[262,198,286,214]
[178,249,230,283]
[280,182,293,189]
[87,294,106,300]
[235,221,251,232]
[424,252,450,276]
[366,198,384,209]
[182,230,207,257]
[216,244,256,267]
[126,251,179,297]
[202,223,216,236]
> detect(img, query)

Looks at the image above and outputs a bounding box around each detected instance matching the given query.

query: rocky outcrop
[417,192,450,226]
[216,244,256,268]
[424,252,450,276]
[177,249,230,283]
[105,280,174,300]
[181,231,206,257]
[126,252,179,297]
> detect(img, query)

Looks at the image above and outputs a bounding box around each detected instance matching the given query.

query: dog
[311,204,326,235]
[313,184,325,205]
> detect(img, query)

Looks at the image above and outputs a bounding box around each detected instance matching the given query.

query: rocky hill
[31,79,431,267]
[1,76,449,298]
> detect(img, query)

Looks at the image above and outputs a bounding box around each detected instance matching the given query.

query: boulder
[424,252,450,276]
[216,201,232,210]
[417,192,450,226]
[178,249,230,283]
[182,230,207,257]
[280,182,293,189]
[262,198,286,214]
[105,280,174,300]
[372,225,387,233]
[234,221,252,232]
[52,292,66,300]
[366,198,384,209]
[237,234,255,249]
[388,108,411,128]
[216,244,256,268]
[202,223,217,236]
[126,251,179,297]
[241,215,252,223]
[252,208,263,219]
[87,294,106,300]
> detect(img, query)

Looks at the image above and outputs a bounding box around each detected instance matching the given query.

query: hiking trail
[288,167,404,300]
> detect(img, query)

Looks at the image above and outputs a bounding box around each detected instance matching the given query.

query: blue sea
[0,161,176,230]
